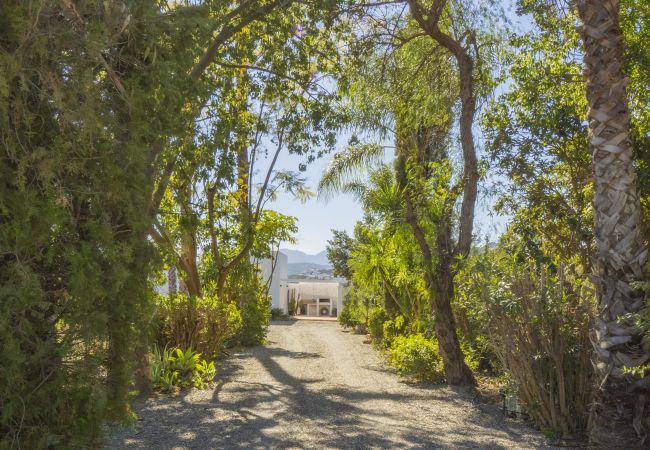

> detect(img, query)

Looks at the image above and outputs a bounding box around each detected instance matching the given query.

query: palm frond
[317,143,385,200]
[341,181,368,201]
[363,166,404,217]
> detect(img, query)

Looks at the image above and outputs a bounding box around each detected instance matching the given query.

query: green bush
[150,347,216,392]
[222,263,271,346]
[233,291,271,346]
[382,315,406,345]
[155,293,242,359]
[271,307,286,319]
[337,285,372,330]
[367,306,389,342]
[456,243,593,434]
[338,300,358,328]
[389,334,445,383]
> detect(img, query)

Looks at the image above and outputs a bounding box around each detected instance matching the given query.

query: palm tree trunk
[577,0,649,445]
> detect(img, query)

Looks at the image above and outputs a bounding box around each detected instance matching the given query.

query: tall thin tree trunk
[179,233,201,297]
[234,66,252,257]
[406,0,479,259]
[577,0,649,446]
[401,1,478,387]
[433,219,476,386]
[179,182,201,297]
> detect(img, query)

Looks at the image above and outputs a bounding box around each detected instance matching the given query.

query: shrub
[150,347,216,392]
[338,301,357,328]
[155,293,242,359]
[457,245,593,436]
[367,306,389,342]
[382,314,406,345]
[487,264,593,436]
[271,307,286,319]
[223,263,271,346]
[233,291,271,346]
[389,334,445,383]
[338,291,370,330]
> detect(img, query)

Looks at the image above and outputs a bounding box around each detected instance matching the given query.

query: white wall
[279,280,347,316]
[258,251,288,309]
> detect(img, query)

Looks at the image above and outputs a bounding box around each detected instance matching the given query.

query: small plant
[150,346,216,392]
[389,334,445,383]
[271,307,286,319]
[338,303,356,328]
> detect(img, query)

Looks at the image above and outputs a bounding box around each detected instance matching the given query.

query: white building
[258,250,347,317]
[257,250,288,310]
[279,278,347,317]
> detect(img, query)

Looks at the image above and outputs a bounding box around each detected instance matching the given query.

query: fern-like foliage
[318,143,385,200]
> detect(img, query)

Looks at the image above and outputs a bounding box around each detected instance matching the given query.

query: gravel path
[108,320,554,449]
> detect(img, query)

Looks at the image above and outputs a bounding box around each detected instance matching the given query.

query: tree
[0,1,347,445]
[327,230,355,279]
[576,0,650,445]
[0,1,204,445]
[320,0,502,385]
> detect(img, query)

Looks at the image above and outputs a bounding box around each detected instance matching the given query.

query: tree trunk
[180,235,201,298]
[433,218,476,386]
[406,0,479,259]
[402,1,478,387]
[133,345,152,397]
[432,264,476,385]
[234,67,253,263]
[179,182,201,297]
[216,270,228,301]
[577,0,649,446]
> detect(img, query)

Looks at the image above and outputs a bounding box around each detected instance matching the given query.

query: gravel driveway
[108,320,554,449]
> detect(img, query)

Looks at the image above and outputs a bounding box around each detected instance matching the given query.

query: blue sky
[252,134,372,254]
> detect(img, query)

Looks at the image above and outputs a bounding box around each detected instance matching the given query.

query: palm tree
[577,0,649,445]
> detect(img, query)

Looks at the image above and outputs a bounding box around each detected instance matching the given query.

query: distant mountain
[280,249,330,266]
[286,262,332,275]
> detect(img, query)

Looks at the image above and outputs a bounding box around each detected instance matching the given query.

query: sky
[252,134,371,255]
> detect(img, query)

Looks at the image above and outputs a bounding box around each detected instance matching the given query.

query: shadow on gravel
[108,341,551,449]
[260,347,323,360]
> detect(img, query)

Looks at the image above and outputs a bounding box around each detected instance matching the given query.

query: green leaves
[389,334,446,383]
[482,4,592,265]
[151,346,217,392]
[317,143,385,199]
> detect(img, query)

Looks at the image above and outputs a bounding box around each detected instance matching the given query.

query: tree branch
[190,0,291,80]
